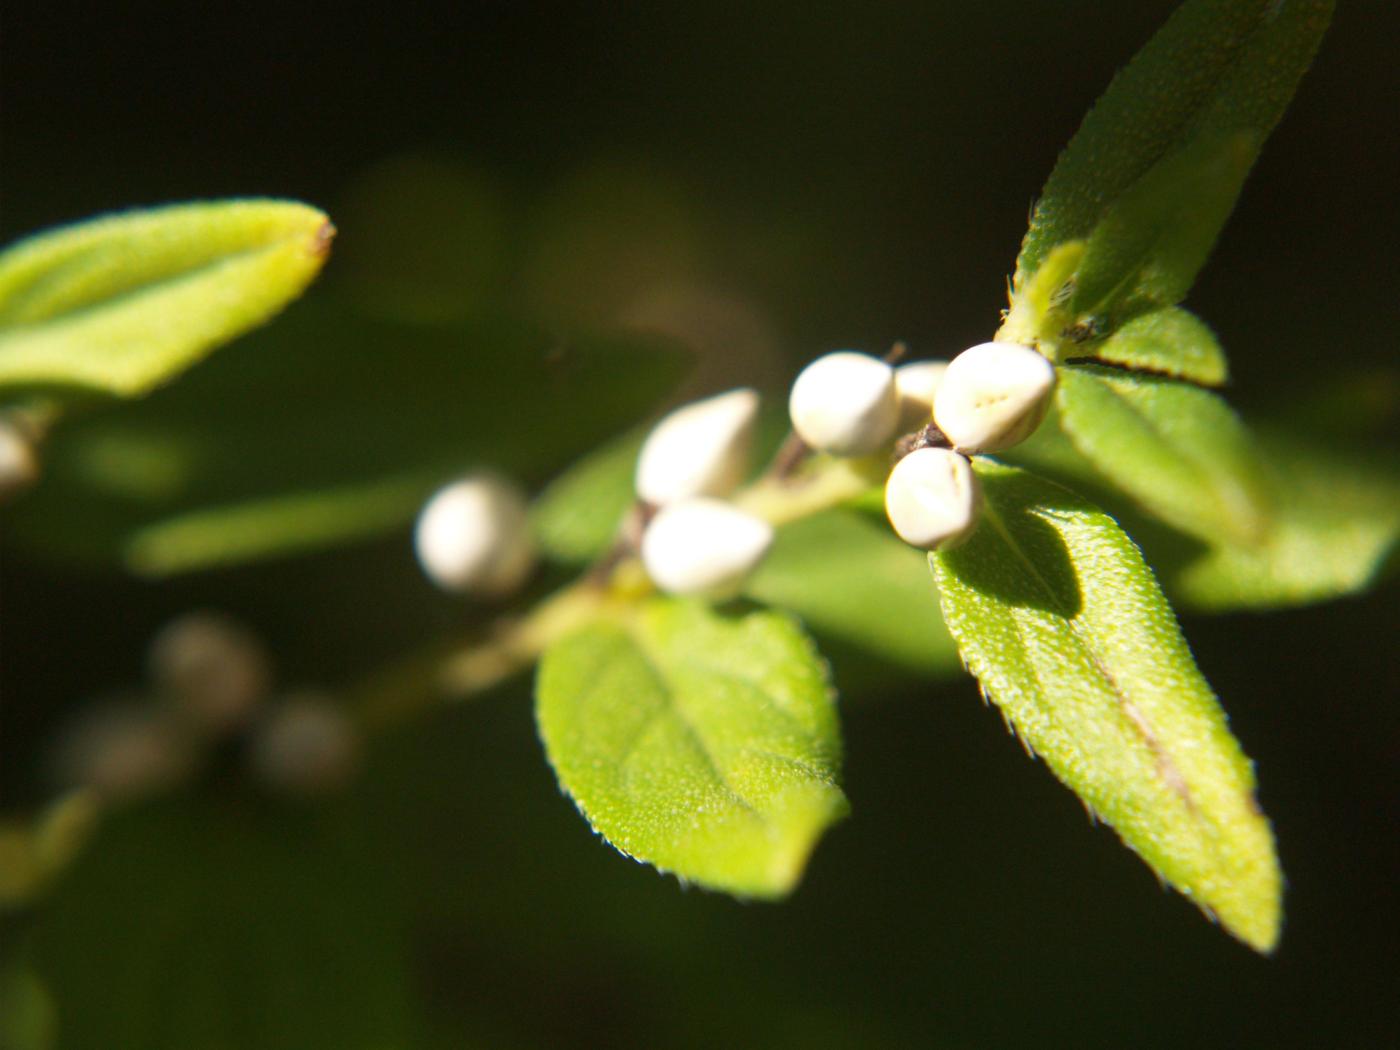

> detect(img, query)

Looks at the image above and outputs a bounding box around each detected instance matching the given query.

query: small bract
[415,474,535,595]
[640,497,774,597]
[635,387,759,506]
[788,351,899,456]
[885,447,982,550]
[894,359,949,430]
[932,342,1056,453]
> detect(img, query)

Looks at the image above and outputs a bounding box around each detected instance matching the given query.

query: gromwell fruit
[640,497,774,598]
[884,447,981,551]
[635,387,759,506]
[414,474,535,595]
[788,351,900,456]
[932,342,1056,453]
[894,359,949,430]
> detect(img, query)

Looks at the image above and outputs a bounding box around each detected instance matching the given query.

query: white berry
[788,351,899,456]
[249,694,361,799]
[148,612,270,736]
[932,342,1056,453]
[640,498,774,597]
[885,447,982,551]
[894,360,949,430]
[635,388,759,506]
[415,475,535,595]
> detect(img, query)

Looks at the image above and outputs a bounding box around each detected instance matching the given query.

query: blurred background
[2,2,1397,1047]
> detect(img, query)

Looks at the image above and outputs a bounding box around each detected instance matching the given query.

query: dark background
[2,3,1398,1048]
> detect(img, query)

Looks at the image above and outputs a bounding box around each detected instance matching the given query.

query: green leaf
[745,508,961,679]
[535,598,847,898]
[531,428,644,564]
[931,460,1281,952]
[1084,306,1228,386]
[1015,0,1333,290]
[1170,432,1400,610]
[1066,130,1258,324]
[1056,365,1271,546]
[0,200,332,398]
[28,799,416,1050]
[6,302,687,573]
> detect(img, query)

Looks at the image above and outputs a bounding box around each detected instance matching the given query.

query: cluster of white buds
[414,474,536,596]
[885,341,1056,550]
[632,389,773,596]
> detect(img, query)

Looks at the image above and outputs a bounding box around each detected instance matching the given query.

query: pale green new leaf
[536,598,847,898]
[1056,365,1271,546]
[931,460,1281,952]
[0,200,332,397]
[1015,0,1333,289]
[1087,306,1228,386]
[745,508,961,679]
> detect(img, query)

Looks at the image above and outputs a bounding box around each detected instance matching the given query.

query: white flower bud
[148,612,270,736]
[48,700,195,805]
[415,474,535,595]
[640,497,774,597]
[884,447,982,551]
[635,388,759,506]
[0,419,39,500]
[788,351,899,455]
[894,360,949,430]
[932,342,1056,453]
[249,694,361,799]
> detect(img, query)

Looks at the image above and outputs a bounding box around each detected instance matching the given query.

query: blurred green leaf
[6,302,688,573]
[1007,407,1400,612]
[0,966,56,1050]
[28,799,416,1050]
[932,460,1281,952]
[1084,306,1228,386]
[535,598,847,898]
[745,508,961,679]
[1056,365,1271,546]
[0,200,332,399]
[530,428,644,565]
[1170,431,1400,609]
[1013,0,1333,314]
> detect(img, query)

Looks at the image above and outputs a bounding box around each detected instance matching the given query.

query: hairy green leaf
[0,200,332,398]
[1086,306,1228,386]
[932,460,1281,952]
[1014,0,1333,291]
[1056,365,1271,546]
[536,598,847,898]
[6,302,687,573]
[745,508,961,679]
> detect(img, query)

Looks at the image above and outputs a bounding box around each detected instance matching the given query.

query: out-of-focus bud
[634,388,759,506]
[932,342,1056,453]
[48,700,195,805]
[249,694,361,799]
[894,360,949,431]
[884,447,982,551]
[148,612,271,736]
[788,351,900,456]
[415,474,536,595]
[0,419,39,501]
[640,497,774,598]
